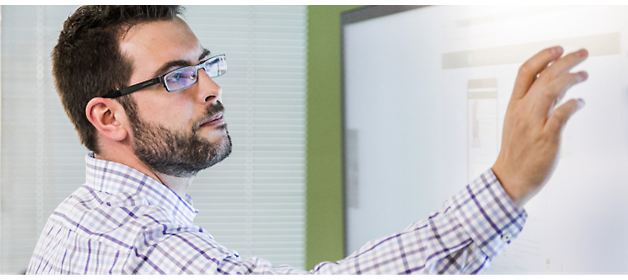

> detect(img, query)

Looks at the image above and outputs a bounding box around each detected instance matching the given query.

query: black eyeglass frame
[102,54,227,98]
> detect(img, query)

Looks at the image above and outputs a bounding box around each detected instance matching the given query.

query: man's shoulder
[30,184,219,275]
[49,185,190,248]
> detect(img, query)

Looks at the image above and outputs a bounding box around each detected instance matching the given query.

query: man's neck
[94,151,194,198]
[153,173,194,198]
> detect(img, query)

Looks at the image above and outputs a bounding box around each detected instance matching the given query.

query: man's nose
[196,68,222,103]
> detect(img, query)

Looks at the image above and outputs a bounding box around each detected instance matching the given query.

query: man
[27,5,588,274]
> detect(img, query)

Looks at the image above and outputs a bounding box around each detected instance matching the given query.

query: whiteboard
[342,5,628,274]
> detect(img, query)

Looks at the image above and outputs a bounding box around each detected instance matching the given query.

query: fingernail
[577,71,588,82]
[551,46,563,55]
[577,98,586,110]
[576,49,588,58]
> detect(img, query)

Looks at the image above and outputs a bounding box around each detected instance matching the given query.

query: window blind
[0,5,307,274]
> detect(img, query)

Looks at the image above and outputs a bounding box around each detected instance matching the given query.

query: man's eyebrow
[199,48,211,61]
[152,49,212,78]
[153,60,189,78]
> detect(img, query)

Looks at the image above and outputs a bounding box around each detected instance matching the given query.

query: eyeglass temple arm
[102,77,162,98]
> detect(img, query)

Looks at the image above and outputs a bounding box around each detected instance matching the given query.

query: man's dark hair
[53,5,184,154]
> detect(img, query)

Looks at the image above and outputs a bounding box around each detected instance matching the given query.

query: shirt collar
[85,152,199,225]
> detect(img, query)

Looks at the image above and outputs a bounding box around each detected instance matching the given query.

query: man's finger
[536,49,588,83]
[544,98,585,135]
[511,46,563,100]
[536,71,588,118]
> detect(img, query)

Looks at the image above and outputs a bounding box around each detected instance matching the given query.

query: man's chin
[204,132,233,167]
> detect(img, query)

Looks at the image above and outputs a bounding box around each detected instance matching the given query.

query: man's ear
[85,97,128,142]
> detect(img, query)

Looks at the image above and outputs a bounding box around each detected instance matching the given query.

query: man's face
[119,17,231,177]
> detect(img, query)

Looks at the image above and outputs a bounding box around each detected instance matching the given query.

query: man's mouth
[200,112,225,127]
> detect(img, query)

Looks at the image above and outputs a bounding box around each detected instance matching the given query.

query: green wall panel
[306,5,362,270]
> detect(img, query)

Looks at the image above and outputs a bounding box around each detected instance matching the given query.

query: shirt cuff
[448,168,528,260]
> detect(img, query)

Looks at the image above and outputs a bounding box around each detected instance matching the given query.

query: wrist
[491,165,526,208]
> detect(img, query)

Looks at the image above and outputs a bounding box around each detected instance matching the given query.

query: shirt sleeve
[128,169,527,274]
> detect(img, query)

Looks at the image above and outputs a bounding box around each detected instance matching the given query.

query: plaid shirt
[27,153,526,274]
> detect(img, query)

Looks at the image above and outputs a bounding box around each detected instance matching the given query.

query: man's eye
[166,73,180,82]
[168,71,194,82]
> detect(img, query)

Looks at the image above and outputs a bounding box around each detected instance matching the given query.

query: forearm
[310,169,527,274]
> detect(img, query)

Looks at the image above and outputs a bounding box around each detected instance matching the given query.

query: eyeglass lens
[164,67,197,91]
[207,56,227,78]
[163,55,227,92]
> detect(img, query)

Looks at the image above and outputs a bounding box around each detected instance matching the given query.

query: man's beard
[126,101,232,177]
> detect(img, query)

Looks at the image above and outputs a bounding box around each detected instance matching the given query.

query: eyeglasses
[102,54,227,98]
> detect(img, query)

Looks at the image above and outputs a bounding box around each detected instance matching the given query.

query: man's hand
[492,46,588,208]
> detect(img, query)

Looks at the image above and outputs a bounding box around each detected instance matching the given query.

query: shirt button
[501,232,512,242]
